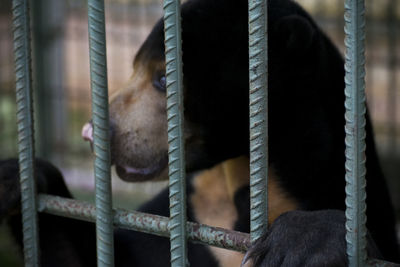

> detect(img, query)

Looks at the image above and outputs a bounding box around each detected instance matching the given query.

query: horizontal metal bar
[367,258,400,267]
[37,194,397,265]
[37,194,250,252]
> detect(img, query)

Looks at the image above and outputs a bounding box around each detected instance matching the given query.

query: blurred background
[0,0,399,265]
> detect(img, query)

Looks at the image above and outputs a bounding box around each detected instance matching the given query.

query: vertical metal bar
[344,0,367,266]
[163,0,187,266]
[248,0,268,243]
[12,0,40,266]
[87,1,114,266]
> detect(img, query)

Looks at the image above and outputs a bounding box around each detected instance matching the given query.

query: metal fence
[10,0,398,266]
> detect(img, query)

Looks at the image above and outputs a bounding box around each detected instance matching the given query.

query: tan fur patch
[191,163,237,230]
[267,171,298,224]
[222,156,250,201]
[109,60,169,181]
[190,162,244,267]
[190,156,298,266]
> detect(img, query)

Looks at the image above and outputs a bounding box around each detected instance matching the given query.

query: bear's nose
[81,120,116,144]
[82,122,93,143]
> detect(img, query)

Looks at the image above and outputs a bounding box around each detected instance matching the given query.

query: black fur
[243,210,383,267]
[0,0,399,265]
[0,159,97,267]
[0,159,218,267]
[165,0,397,262]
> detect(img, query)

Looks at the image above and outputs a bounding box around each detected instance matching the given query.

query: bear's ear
[273,15,316,53]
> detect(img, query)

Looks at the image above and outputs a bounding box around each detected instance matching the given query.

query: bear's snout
[81,120,116,147]
[82,122,93,143]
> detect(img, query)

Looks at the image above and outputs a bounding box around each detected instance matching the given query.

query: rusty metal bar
[87,0,114,266]
[344,0,368,266]
[162,0,187,266]
[12,0,40,266]
[248,0,268,243]
[37,194,250,252]
[366,258,400,267]
[37,194,397,266]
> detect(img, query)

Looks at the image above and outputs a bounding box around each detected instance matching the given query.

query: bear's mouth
[114,155,168,182]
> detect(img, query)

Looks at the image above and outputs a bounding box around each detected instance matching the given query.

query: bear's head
[83,0,346,185]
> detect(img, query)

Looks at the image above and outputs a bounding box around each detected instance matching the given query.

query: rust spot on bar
[37,194,250,252]
[37,194,397,263]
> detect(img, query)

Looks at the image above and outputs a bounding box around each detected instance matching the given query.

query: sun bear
[0,0,398,266]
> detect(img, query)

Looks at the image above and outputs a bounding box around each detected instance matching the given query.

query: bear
[1,0,399,266]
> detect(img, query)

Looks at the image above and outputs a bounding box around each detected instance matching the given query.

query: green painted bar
[87,0,115,266]
[248,0,269,243]
[344,0,368,266]
[37,194,397,266]
[162,0,187,266]
[12,0,40,266]
[37,194,251,252]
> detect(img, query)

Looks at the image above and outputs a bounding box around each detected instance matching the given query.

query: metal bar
[87,1,114,266]
[37,195,398,266]
[248,0,268,243]
[37,194,250,252]
[366,258,400,267]
[12,0,40,266]
[344,0,368,266]
[162,0,187,266]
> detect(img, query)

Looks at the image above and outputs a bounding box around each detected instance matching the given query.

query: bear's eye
[153,72,166,92]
